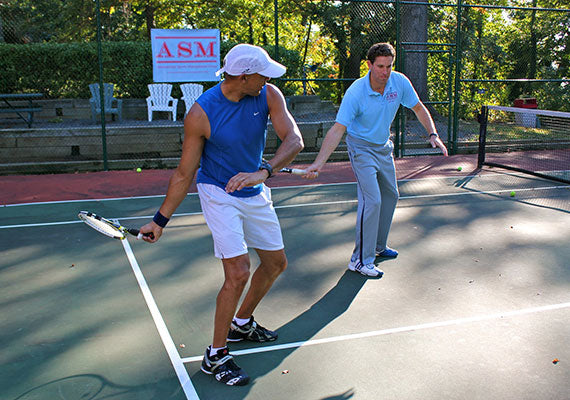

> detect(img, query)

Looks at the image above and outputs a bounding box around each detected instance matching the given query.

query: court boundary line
[181,302,570,363]
[120,234,200,400]
[4,171,568,207]
[1,185,567,230]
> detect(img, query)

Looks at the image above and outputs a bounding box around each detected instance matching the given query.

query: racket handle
[289,168,317,177]
[280,167,307,175]
[289,168,307,175]
[131,229,154,240]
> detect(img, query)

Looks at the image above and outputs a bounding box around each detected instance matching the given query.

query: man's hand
[430,135,449,156]
[139,221,163,243]
[225,170,269,193]
[303,162,323,180]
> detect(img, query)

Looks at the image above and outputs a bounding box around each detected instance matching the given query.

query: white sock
[209,346,226,357]
[233,316,251,326]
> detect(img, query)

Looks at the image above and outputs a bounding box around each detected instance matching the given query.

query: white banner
[151,29,220,83]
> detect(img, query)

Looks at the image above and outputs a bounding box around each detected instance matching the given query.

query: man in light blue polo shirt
[304,42,448,277]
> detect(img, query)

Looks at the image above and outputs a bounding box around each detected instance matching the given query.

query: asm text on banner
[151,29,220,83]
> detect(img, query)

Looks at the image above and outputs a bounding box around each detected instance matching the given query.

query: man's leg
[346,137,382,266]
[212,253,251,348]
[235,248,287,319]
[376,150,399,253]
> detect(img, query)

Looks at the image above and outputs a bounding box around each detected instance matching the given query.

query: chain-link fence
[0,0,568,174]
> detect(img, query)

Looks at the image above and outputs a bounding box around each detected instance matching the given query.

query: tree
[401,0,429,102]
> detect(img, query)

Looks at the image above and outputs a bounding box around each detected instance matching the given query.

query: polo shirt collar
[365,72,379,96]
[365,71,392,96]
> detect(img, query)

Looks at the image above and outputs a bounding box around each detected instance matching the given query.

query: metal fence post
[452,0,463,156]
[95,0,108,171]
[274,0,279,62]
[477,105,488,168]
[394,0,401,158]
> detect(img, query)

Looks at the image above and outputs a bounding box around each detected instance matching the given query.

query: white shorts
[197,183,284,259]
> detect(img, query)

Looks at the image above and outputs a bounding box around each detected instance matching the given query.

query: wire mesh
[478,105,570,183]
[0,1,568,174]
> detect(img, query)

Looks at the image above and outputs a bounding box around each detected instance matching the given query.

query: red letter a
[157,42,173,58]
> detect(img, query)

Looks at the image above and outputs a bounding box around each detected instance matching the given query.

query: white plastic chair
[180,83,204,116]
[146,84,178,121]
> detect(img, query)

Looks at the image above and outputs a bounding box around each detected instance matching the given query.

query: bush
[0,41,303,99]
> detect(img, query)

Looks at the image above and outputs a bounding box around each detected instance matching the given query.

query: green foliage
[0,42,152,98]
[0,40,302,99]
[1,0,568,112]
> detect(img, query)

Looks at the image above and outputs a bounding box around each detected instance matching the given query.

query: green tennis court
[1,167,569,400]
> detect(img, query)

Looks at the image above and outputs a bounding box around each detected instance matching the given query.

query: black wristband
[429,132,439,138]
[153,211,170,228]
[259,160,273,178]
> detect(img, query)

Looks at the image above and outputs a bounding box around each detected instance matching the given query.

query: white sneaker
[347,259,383,277]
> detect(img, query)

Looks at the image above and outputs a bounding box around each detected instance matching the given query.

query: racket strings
[79,213,125,239]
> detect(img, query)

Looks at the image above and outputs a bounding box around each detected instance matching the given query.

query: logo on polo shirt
[385,89,398,102]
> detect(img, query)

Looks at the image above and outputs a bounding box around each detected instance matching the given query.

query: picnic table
[0,93,43,127]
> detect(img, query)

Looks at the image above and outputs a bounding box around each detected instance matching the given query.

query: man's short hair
[367,43,396,63]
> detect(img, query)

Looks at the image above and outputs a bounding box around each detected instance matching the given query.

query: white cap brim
[215,59,286,78]
[258,61,286,78]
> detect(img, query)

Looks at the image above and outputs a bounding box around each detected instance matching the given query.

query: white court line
[120,235,200,400]
[4,171,567,207]
[181,302,570,363]
[1,185,567,230]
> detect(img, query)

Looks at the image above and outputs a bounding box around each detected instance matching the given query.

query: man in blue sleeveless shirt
[140,44,304,386]
[304,43,448,277]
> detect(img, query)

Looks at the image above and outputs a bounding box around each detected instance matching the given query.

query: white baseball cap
[216,44,286,78]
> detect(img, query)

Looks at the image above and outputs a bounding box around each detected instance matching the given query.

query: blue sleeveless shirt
[196,83,269,197]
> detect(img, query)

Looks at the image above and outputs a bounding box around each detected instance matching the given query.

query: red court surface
[0,155,482,205]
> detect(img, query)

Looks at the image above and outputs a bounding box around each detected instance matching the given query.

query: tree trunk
[343,2,366,92]
[401,0,429,102]
[145,5,155,39]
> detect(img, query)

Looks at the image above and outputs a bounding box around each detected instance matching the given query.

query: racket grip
[290,168,307,175]
[133,230,154,240]
[128,228,153,240]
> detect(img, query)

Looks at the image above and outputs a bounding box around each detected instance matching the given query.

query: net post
[477,105,488,168]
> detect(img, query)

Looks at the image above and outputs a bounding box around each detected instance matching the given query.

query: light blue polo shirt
[336,70,420,144]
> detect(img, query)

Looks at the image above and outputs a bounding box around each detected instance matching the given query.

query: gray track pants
[346,135,399,266]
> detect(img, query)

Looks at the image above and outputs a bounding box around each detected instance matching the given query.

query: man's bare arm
[266,83,304,170]
[411,102,448,156]
[139,103,208,241]
[303,122,347,178]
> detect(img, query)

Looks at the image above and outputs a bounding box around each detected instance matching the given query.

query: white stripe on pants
[346,135,399,265]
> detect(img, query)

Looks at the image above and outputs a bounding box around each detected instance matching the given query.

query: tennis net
[477,105,570,184]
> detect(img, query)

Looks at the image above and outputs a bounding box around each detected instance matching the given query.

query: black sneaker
[227,316,278,343]
[200,346,249,386]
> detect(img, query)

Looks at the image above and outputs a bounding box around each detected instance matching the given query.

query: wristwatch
[259,160,273,178]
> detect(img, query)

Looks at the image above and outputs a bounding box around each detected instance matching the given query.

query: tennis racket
[78,211,153,240]
[279,167,308,175]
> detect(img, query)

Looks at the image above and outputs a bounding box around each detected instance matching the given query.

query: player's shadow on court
[192,270,365,397]
[272,270,367,343]
[12,373,181,400]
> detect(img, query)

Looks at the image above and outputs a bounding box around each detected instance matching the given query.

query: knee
[276,255,288,274]
[266,253,288,277]
[367,197,382,211]
[380,187,399,204]
[223,260,250,291]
